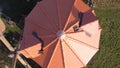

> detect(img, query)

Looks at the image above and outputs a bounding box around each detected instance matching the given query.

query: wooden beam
[0,34,32,68]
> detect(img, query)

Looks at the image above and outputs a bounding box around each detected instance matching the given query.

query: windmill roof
[20,0,101,67]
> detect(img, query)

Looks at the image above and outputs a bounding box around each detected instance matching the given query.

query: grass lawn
[87,0,120,68]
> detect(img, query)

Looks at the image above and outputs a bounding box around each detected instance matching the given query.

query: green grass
[1,17,22,34]
[86,0,120,68]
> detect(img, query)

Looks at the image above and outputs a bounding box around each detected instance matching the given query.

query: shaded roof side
[20,0,92,54]
[63,0,92,31]
[20,18,57,50]
[32,39,58,68]
[0,19,5,34]
[81,9,98,26]
[25,0,90,31]
[65,9,99,34]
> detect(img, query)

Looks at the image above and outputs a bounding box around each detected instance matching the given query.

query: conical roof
[20,0,102,68]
